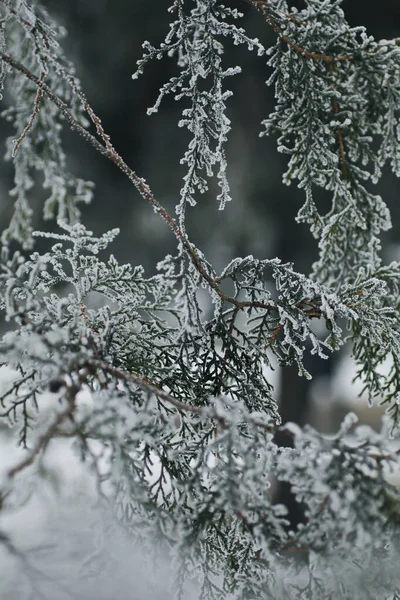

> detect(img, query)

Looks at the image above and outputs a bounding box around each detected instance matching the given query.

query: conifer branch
[84,358,279,432]
[0,52,366,334]
[12,71,44,157]
[1,3,400,594]
[7,385,77,479]
[0,50,281,318]
[244,0,382,64]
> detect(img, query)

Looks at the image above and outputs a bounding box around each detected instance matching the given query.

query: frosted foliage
[0,0,93,249]
[262,0,399,286]
[0,1,400,599]
[133,0,265,226]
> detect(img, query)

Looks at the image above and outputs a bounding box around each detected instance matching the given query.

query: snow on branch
[0,1,400,598]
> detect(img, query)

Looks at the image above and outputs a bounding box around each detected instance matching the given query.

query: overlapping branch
[0,50,282,322]
[0,0,391,481]
[0,3,372,326]
[244,0,359,63]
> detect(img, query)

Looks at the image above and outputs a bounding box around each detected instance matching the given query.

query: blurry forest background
[2,0,400,433]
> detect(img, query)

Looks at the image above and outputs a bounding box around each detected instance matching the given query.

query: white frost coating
[133,0,266,230]
[0,1,399,599]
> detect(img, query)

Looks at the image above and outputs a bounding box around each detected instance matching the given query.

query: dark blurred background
[2,1,400,434]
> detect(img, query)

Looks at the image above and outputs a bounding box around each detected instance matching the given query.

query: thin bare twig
[12,70,44,157]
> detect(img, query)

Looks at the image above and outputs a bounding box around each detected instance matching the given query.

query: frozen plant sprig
[0,0,94,248]
[258,0,400,287]
[0,1,399,599]
[133,0,265,225]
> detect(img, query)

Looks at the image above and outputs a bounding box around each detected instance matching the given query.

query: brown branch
[85,360,400,478]
[0,52,367,343]
[245,0,353,63]
[85,358,282,434]
[12,71,44,157]
[247,0,306,27]
[87,359,202,416]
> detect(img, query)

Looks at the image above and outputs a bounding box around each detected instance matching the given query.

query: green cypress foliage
[0,1,400,597]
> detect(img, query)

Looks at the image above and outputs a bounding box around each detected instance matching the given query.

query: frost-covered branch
[7,382,77,478]
[0,1,400,598]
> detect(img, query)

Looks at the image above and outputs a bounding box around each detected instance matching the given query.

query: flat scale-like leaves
[0,1,400,599]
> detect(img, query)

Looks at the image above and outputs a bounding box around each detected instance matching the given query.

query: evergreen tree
[0,0,400,597]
